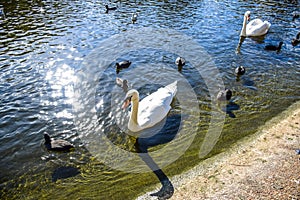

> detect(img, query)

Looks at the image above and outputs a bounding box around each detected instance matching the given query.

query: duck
[292,38,300,46]
[44,133,74,152]
[216,89,232,101]
[240,11,271,37]
[116,77,129,93]
[175,57,185,72]
[116,60,131,69]
[122,81,177,132]
[105,5,117,13]
[131,13,138,23]
[292,11,299,21]
[235,66,246,76]
[291,32,300,46]
[264,41,283,52]
[116,60,131,74]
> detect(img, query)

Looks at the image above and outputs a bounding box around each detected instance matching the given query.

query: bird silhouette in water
[131,13,138,23]
[264,41,283,53]
[292,11,299,21]
[116,60,131,74]
[175,57,185,72]
[291,32,300,47]
[235,66,246,81]
[217,89,232,102]
[105,5,117,13]
[44,133,74,152]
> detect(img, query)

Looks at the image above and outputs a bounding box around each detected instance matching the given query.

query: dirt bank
[139,101,300,200]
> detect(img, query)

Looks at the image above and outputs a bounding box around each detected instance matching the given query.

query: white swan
[240,11,271,37]
[122,81,177,132]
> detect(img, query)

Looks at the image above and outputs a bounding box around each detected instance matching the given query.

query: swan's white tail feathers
[265,21,271,29]
[165,81,177,96]
[264,21,271,26]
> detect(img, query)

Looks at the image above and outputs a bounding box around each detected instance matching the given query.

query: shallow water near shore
[0,0,299,199]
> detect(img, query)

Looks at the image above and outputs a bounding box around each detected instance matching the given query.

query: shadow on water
[134,114,181,199]
[242,78,257,91]
[226,102,240,118]
[51,166,80,182]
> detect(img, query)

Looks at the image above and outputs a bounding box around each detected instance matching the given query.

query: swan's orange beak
[247,16,250,21]
[122,97,131,109]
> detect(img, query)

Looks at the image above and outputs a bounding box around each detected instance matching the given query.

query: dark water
[0,0,299,199]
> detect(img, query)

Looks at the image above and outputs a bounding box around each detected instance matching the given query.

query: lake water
[0,0,299,199]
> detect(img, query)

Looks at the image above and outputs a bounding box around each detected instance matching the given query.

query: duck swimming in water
[264,41,283,52]
[235,66,246,76]
[44,133,74,152]
[116,77,129,93]
[131,13,138,23]
[216,89,232,102]
[291,32,300,46]
[105,5,117,13]
[116,60,131,74]
[175,57,185,72]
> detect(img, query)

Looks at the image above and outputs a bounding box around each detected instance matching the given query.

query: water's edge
[138,100,300,199]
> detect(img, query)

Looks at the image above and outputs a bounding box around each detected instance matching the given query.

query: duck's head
[225,89,232,101]
[235,66,246,76]
[44,133,51,144]
[245,11,251,21]
[122,89,139,109]
[291,38,299,46]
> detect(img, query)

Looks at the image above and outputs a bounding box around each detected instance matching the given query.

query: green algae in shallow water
[1,99,299,200]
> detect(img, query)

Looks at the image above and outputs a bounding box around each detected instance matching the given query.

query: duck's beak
[122,97,131,109]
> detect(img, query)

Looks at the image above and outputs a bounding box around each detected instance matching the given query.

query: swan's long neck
[240,16,247,37]
[130,98,139,126]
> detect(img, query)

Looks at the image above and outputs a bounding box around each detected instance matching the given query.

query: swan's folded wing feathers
[246,19,271,36]
[247,19,263,27]
[138,87,174,129]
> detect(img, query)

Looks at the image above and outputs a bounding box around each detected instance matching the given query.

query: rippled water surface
[0,0,299,199]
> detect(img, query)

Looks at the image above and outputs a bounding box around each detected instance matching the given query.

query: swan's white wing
[138,82,177,129]
[247,19,271,36]
[247,19,263,27]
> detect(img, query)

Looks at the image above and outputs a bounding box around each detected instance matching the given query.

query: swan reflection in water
[236,36,246,54]
[134,114,181,199]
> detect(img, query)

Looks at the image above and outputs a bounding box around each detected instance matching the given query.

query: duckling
[105,5,117,13]
[264,41,283,52]
[116,60,131,74]
[44,133,74,152]
[131,13,138,23]
[235,66,246,76]
[116,77,129,93]
[175,57,185,72]
[217,89,232,101]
